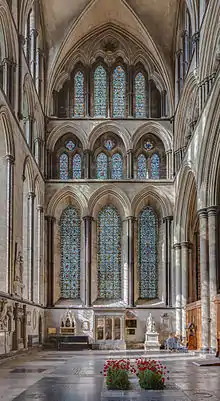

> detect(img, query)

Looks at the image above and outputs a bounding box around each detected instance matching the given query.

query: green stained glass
[138,206,158,299]
[60,206,81,299]
[94,65,107,117]
[97,205,121,299]
[112,65,126,117]
[74,71,85,117]
[135,72,146,117]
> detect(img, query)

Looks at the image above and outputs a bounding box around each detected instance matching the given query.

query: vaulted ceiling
[42,0,179,60]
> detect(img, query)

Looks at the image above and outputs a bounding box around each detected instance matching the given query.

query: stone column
[163,217,173,306]
[174,243,182,334]
[127,150,133,179]
[165,151,172,179]
[27,192,35,301]
[127,217,135,306]
[84,150,91,179]
[30,27,38,79]
[198,209,210,351]
[128,66,134,118]
[46,216,55,307]
[84,216,92,307]
[208,206,218,351]
[5,155,14,294]
[35,206,43,304]
[181,242,190,338]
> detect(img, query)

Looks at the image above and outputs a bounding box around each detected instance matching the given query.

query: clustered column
[163,216,173,306]
[27,191,35,301]
[6,154,14,294]
[127,216,135,306]
[174,243,182,334]
[46,216,55,307]
[84,216,92,307]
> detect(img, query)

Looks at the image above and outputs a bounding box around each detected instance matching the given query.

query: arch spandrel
[88,185,131,219]
[46,185,88,219]
[89,123,131,152]
[131,185,173,219]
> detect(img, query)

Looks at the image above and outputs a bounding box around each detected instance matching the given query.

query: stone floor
[0,350,219,400]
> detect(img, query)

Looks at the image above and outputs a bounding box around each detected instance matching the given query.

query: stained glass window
[96,152,108,179]
[144,141,154,151]
[104,139,115,151]
[97,205,121,299]
[137,154,147,179]
[94,65,107,117]
[60,153,69,180]
[66,141,75,151]
[111,153,123,179]
[138,206,158,299]
[73,154,81,179]
[74,71,85,117]
[135,72,146,117]
[151,153,160,179]
[60,206,81,298]
[112,65,126,118]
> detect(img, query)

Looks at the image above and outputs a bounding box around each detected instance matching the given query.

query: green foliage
[106,367,130,390]
[138,369,165,390]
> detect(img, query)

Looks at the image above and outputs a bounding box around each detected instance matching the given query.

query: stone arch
[198,84,220,207]
[199,1,220,81]
[47,123,88,152]
[132,185,173,219]
[46,185,88,219]
[34,175,43,207]
[174,164,197,243]
[0,2,17,62]
[89,123,131,152]
[89,185,131,219]
[0,106,15,157]
[22,156,34,192]
[23,74,35,117]
[132,122,172,153]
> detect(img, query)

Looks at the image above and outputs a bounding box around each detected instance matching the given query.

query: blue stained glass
[94,65,107,117]
[138,206,158,299]
[96,152,108,179]
[111,153,123,179]
[144,141,154,151]
[73,154,81,179]
[60,153,69,180]
[135,72,146,117]
[60,206,81,298]
[74,71,85,117]
[137,154,147,179]
[104,139,115,151]
[151,153,160,179]
[66,141,75,151]
[97,205,121,299]
[112,65,126,117]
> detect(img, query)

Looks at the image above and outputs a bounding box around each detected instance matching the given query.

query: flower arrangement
[100,358,169,391]
[135,358,169,390]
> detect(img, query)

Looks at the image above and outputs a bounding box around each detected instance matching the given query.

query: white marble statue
[146,313,156,333]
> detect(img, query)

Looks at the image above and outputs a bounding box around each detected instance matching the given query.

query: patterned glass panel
[59,153,69,180]
[66,141,75,151]
[104,139,115,151]
[73,154,81,179]
[135,72,146,117]
[151,153,160,179]
[138,206,158,299]
[137,154,147,179]
[97,205,121,299]
[111,153,123,179]
[96,152,108,179]
[94,65,107,117]
[112,65,126,118]
[60,206,81,298]
[74,71,85,117]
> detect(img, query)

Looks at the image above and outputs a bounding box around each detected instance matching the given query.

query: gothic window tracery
[136,137,164,179]
[55,136,83,180]
[60,206,81,299]
[138,206,158,299]
[112,65,126,118]
[73,70,85,117]
[94,65,108,117]
[95,135,124,180]
[97,205,121,299]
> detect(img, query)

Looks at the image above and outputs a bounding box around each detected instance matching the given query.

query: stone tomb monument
[144,313,160,351]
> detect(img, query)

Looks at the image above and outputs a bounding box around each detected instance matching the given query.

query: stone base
[144,331,160,351]
[95,340,126,350]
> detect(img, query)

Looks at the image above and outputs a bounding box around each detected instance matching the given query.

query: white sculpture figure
[146,313,156,333]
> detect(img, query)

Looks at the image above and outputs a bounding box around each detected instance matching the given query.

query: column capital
[126,216,136,223]
[173,243,181,250]
[83,215,93,222]
[207,206,219,216]
[127,149,133,155]
[192,31,200,44]
[163,215,173,223]
[45,215,56,223]
[5,154,15,164]
[27,191,35,199]
[198,208,208,218]
[181,241,192,249]
[37,206,44,213]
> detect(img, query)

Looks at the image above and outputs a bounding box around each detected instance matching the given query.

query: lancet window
[97,205,122,299]
[55,137,83,180]
[95,137,124,179]
[60,206,81,299]
[136,139,162,179]
[138,206,158,299]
